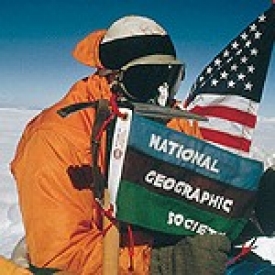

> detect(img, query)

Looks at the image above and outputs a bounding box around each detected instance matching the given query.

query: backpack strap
[90,99,111,201]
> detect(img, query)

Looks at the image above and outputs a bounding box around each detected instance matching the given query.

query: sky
[0,0,274,117]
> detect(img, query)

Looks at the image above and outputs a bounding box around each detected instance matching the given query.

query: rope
[100,204,116,237]
[110,93,128,119]
[127,225,135,272]
[95,113,116,141]
[94,93,127,142]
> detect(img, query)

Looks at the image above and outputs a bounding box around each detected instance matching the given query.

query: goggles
[112,54,185,106]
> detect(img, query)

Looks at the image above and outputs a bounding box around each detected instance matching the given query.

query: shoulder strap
[90,99,110,201]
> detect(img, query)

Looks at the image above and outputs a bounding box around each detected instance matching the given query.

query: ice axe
[57,100,207,122]
[130,102,208,121]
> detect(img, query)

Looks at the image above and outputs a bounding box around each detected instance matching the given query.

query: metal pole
[103,189,120,275]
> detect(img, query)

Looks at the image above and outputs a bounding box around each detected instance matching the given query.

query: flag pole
[103,189,120,275]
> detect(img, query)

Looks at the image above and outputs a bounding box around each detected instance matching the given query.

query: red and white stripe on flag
[186,94,259,154]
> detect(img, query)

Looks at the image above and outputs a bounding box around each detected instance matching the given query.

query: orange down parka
[10,73,202,274]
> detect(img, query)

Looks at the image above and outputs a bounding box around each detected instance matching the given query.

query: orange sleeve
[0,256,32,274]
[12,128,103,274]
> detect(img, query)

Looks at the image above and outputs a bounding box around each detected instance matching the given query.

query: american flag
[185,5,274,155]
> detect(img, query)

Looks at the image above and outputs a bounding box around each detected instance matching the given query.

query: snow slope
[0,108,275,264]
[0,108,39,257]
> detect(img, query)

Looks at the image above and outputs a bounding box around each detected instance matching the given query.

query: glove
[150,234,231,275]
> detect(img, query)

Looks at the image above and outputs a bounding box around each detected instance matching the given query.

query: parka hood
[72,30,106,68]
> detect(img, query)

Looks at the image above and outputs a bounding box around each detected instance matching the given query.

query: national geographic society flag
[107,108,264,240]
